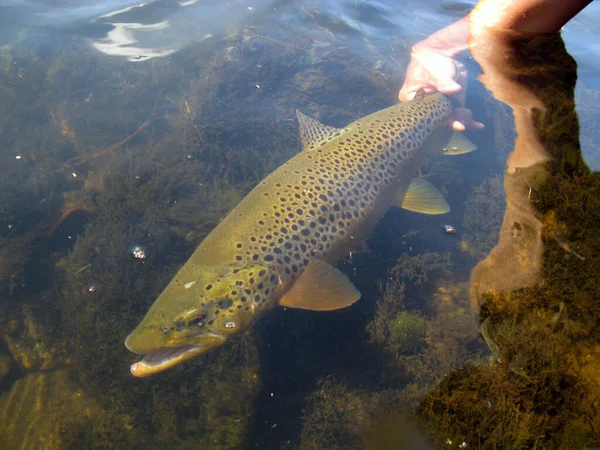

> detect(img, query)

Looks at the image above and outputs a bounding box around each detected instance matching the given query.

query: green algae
[460,176,505,260]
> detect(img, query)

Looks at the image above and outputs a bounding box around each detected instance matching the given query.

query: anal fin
[443,131,477,155]
[279,259,361,311]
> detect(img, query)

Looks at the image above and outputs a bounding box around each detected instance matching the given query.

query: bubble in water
[444,225,457,234]
[132,246,147,259]
[186,154,194,161]
[86,284,97,294]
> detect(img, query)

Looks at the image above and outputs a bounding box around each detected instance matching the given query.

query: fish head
[125,263,281,377]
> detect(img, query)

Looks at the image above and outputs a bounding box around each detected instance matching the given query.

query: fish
[125,91,476,377]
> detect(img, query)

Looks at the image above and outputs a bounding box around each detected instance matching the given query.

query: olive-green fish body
[125,92,473,376]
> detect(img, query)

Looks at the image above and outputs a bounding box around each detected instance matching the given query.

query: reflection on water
[420,29,600,449]
[89,0,275,61]
[0,0,599,449]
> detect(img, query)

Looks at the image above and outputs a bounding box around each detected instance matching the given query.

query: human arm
[398,0,594,130]
[470,0,593,36]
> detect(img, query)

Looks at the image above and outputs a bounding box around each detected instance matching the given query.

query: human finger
[450,107,484,131]
[398,83,437,102]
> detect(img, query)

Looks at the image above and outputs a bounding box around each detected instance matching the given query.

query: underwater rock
[0,370,105,450]
[2,311,57,372]
[0,355,11,381]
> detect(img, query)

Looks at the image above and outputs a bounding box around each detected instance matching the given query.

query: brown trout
[125,91,475,376]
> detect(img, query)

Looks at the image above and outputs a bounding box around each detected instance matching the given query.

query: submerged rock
[0,370,105,450]
[0,355,11,381]
[2,312,57,372]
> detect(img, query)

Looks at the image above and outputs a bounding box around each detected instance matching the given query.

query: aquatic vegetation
[373,259,473,376]
[367,282,428,363]
[386,312,427,356]
[414,361,599,449]
[300,277,481,450]
[389,252,452,287]
[459,176,505,260]
[430,134,600,449]
[44,108,266,447]
[1,26,325,445]
[360,249,483,442]
[299,377,373,450]
[298,376,438,449]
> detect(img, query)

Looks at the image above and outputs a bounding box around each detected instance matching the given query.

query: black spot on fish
[217,298,233,309]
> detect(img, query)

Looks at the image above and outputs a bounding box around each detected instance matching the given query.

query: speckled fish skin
[125,92,455,376]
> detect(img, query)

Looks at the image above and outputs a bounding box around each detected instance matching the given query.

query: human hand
[398,45,466,104]
[399,44,484,132]
[398,16,483,131]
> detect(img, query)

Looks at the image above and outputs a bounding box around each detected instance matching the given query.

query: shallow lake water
[0,0,599,449]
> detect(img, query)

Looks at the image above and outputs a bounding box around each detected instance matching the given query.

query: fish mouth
[127,333,226,377]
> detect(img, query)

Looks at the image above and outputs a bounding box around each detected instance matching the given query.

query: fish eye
[188,314,207,327]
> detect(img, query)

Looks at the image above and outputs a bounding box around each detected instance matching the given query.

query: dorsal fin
[413,88,426,101]
[296,111,345,151]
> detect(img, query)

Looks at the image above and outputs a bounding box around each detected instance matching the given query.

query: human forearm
[414,16,470,58]
[416,0,593,56]
[470,0,593,35]
[398,0,592,129]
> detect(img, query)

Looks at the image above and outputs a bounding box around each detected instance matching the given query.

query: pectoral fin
[279,259,361,311]
[399,178,450,215]
[443,131,477,155]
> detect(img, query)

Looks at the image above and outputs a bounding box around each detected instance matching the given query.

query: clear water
[0,0,599,449]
